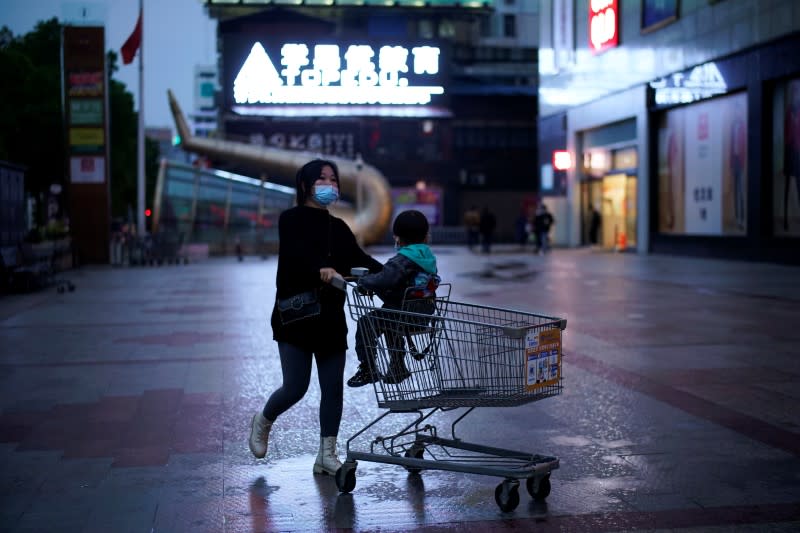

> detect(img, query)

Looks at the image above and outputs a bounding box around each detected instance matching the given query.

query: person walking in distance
[588,205,601,246]
[479,206,497,254]
[463,205,481,251]
[248,159,383,476]
[533,203,555,254]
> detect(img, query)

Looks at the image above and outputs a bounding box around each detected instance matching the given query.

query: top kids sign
[232,41,445,107]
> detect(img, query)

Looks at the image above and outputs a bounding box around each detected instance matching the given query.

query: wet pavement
[1,244,799,532]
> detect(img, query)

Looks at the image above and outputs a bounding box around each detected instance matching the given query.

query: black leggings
[262,342,346,438]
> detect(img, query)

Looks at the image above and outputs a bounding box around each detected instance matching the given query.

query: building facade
[203,0,540,240]
[538,0,800,263]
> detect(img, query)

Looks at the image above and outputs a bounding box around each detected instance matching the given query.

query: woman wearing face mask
[248,158,383,476]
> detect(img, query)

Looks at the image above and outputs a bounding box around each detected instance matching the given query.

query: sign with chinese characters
[229,41,445,108]
[68,71,104,97]
[69,99,103,125]
[69,127,105,151]
[227,120,359,159]
[525,327,562,392]
[589,0,618,54]
[70,156,105,183]
[62,25,110,263]
[649,62,728,107]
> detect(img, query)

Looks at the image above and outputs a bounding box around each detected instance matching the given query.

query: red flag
[121,10,142,65]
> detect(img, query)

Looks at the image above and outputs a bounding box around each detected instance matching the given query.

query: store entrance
[601,174,637,249]
[581,173,637,250]
[581,146,638,251]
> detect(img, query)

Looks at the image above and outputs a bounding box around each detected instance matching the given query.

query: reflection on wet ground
[0,246,799,531]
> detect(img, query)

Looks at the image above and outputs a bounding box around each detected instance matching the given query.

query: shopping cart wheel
[526,475,551,501]
[494,479,520,512]
[403,447,425,474]
[335,461,357,493]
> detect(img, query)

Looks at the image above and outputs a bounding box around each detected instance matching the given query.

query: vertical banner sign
[552,0,575,70]
[525,327,562,392]
[63,26,110,263]
[589,0,619,54]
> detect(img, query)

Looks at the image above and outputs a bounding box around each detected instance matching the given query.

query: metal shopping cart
[338,275,566,512]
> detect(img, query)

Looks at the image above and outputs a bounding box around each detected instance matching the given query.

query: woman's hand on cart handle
[319,267,339,283]
[321,268,348,291]
[322,269,349,292]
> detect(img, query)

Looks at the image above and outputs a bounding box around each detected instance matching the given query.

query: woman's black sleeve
[342,222,383,273]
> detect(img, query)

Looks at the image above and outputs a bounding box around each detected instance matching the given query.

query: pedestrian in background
[248,159,383,476]
[589,206,601,246]
[479,206,497,254]
[463,205,481,251]
[533,203,554,254]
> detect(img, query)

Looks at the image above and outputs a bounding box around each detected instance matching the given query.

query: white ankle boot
[313,436,342,475]
[248,413,272,459]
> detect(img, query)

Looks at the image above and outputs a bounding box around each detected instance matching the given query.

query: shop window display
[657,92,748,236]
[773,77,800,237]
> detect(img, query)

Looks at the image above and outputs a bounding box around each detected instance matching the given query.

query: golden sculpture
[167,89,393,244]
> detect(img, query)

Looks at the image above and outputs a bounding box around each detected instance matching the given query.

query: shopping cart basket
[338,276,566,512]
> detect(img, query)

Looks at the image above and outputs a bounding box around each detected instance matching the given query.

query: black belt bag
[277,289,321,325]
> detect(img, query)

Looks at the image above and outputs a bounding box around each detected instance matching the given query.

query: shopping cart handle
[330,276,348,291]
[351,267,369,277]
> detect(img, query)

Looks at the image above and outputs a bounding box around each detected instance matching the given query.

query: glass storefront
[154,161,295,254]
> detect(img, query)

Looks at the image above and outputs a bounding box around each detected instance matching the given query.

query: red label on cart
[525,327,561,391]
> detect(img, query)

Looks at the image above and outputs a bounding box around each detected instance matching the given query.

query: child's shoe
[347,365,382,387]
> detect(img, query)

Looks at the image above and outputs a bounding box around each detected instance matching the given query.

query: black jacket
[270,205,382,352]
[357,253,437,314]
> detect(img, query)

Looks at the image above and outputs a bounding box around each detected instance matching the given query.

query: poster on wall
[657,111,685,233]
[773,78,800,237]
[723,96,748,233]
[391,186,442,227]
[657,92,747,236]
[684,102,723,233]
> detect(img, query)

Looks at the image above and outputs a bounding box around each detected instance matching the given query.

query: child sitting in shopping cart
[347,209,441,388]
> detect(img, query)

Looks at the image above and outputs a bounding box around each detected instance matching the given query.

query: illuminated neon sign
[589,0,618,54]
[649,62,728,106]
[233,42,444,106]
[552,150,572,170]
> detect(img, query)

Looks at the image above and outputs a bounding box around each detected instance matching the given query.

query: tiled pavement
[1,245,799,532]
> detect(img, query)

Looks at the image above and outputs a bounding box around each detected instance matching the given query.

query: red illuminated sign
[589,0,618,54]
[553,150,572,170]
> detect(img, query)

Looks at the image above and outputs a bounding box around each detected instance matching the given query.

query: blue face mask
[313,185,339,206]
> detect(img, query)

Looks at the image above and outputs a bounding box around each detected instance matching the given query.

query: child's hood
[397,244,437,274]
